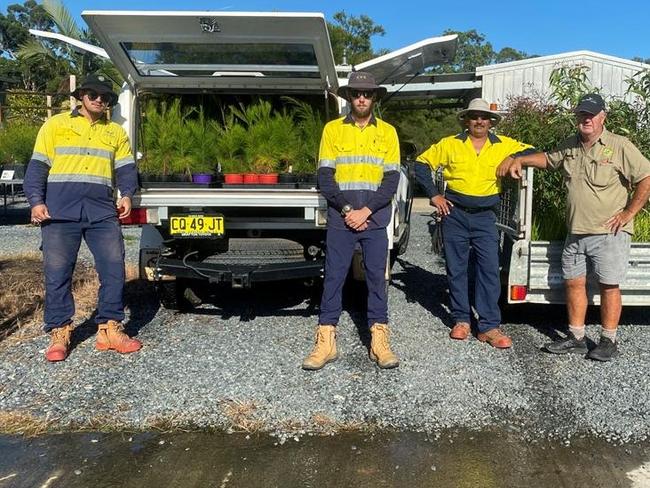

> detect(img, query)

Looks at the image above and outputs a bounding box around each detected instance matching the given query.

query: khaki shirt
[546,128,650,234]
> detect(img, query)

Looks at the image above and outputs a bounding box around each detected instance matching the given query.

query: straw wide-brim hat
[337,71,387,101]
[457,98,502,124]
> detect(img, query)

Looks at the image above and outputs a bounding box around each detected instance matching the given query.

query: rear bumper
[154,256,324,288]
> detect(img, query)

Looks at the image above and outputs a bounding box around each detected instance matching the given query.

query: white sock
[568,325,585,340]
[601,328,617,342]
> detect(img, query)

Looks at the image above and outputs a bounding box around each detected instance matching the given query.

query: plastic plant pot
[258,173,279,184]
[191,173,213,184]
[223,173,244,184]
[243,173,260,184]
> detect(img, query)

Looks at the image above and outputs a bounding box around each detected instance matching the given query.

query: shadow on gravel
[187,280,321,321]
[390,257,453,327]
[68,280,160,353]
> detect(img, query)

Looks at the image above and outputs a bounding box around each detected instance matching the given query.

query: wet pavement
[1,430,649,487]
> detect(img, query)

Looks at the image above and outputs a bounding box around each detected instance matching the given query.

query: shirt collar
[454,130,501,144]
[343,112,378,126]
[70,107,108,123]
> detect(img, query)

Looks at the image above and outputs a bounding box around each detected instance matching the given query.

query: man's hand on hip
[605,209,634,234]
[430,195,453,216]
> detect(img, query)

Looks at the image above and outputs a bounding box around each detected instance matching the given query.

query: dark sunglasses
[466,112,493,121]
[84,90,112,104]
[350,90,375,100]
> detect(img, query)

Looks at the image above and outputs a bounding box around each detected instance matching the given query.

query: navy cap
[574,93,606,115]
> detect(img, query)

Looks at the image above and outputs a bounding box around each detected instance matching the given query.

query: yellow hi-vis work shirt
[319,115,400,191]
[418,131,532,196]
[318,114,400,229]
[26,109,137,222]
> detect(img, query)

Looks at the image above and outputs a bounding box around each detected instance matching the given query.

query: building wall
[477,51,649,109]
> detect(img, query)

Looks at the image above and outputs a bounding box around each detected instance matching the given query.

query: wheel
[157,279,201,311]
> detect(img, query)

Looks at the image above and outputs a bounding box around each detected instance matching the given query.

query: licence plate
[169,215,224,237]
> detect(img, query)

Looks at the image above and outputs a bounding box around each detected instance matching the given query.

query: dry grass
[220,399,264,433]
[0,410,55,437]
[0,254,143,345]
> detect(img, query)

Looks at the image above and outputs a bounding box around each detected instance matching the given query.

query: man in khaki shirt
[498,93,650,361]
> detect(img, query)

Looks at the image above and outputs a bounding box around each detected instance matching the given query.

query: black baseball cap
[574,93,606,114]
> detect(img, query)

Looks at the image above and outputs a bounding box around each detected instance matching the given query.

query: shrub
[0,121,40,165]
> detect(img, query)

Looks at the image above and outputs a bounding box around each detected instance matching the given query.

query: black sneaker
[587,337,618,362]
[544,333,588,355]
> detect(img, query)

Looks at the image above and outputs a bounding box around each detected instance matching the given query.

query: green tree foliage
[0,0,57,90]
[436,29,529,72]
[327,11,386,65]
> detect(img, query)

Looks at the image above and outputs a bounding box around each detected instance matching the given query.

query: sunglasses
[84,90,112,104]
[466,112,493,121]
[350,90,375,100]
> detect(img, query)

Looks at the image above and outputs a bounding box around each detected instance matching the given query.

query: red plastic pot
[223,173,244,184]
[243,173,260,184]
[258,173,279,184]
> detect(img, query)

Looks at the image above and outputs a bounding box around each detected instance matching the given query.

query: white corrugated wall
[477,51,649,110]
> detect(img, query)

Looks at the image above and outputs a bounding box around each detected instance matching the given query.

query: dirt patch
[0,254,143,344]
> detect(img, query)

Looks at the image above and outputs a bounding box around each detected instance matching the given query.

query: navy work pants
[442,207,500,332]
[319,227,388,328]
[41,214,126,332]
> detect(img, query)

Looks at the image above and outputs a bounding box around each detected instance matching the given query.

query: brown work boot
[96,320,142,354]
[369,323,399,369]
[45,323,74,362]
[449,322,471,340]
[302,325,338,370]
[477,327,512,349]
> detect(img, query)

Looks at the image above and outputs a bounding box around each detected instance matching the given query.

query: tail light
[510,285,527,301]
[120,208,148,225]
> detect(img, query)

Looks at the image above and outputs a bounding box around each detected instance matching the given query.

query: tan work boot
[302,325,338,370]
[96,320,142,354]
[369,323,399,369]
[45,323,74,362]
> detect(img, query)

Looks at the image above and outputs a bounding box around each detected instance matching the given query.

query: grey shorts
[562,233,632,285]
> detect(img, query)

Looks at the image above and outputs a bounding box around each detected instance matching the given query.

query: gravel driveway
[1,207,650,444]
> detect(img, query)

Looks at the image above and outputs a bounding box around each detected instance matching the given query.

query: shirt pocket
[55,126,82,146]
[587,159,619,187]
[370,136,389,156]
[99,130,118,150]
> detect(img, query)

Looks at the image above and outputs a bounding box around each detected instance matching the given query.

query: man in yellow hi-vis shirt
[302,72,400,370]
[415,98,534,349]
[24,74,142,362]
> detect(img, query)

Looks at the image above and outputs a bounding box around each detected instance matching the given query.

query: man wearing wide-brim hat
[498,93,650,362]
[302,71,400,371]
[415,98,534,349]
[23,73,141,362]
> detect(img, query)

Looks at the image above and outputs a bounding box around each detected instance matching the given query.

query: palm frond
[43,0,82,39]
[16,39,54,61]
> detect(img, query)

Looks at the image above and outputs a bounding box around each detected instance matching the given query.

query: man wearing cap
[415,98,534,349]
[24,73,142,362]
[302,71,401,370]
[498,93,650,361]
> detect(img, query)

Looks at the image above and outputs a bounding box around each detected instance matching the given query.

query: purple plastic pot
[191,173,213,184]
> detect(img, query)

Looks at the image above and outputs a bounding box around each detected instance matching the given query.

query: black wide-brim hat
[71,73,118,107]
[337,71,387,101]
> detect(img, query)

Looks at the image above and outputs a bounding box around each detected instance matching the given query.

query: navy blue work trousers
[41,214,125,332]
[319,227,388,328]
[442,207,500,332]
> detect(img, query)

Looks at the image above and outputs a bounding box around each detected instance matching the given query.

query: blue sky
[30,0,650,61]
